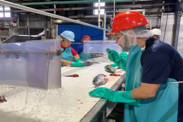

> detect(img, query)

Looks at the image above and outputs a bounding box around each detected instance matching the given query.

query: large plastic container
[0,39,61,89]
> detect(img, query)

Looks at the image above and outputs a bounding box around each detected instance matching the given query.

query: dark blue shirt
[141,37,183,122]
[75,44,83,54]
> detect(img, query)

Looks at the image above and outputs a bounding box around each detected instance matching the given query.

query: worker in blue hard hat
[59,30,84,67]
[89,11,183,122]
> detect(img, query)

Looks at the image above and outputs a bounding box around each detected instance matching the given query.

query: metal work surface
[0,58,125,122]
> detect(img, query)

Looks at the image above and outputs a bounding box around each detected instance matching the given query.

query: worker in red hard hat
[75,35,93,61]
[90,11,183,122]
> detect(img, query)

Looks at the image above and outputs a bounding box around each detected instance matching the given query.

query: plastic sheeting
[0,40,61,89]
[83,41,121,54]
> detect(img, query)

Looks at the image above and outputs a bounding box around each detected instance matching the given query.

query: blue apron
[124,46,179,122]
[61,47,73,67]
[79,50,91,61]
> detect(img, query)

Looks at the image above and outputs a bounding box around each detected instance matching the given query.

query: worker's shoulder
[144,38,181,61]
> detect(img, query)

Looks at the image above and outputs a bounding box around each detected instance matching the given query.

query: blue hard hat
[60,30,75,42]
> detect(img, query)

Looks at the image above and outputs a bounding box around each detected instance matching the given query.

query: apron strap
[170,81,183,83]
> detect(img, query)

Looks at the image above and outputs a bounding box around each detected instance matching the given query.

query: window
[93,2,105,15]
[0,6,11,18]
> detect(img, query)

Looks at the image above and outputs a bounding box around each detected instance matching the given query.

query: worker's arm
[73,54,80,60]
[61,59,71,66]
[131,83,160,99]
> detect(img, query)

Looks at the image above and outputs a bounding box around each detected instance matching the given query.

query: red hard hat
[109,11,149,34]
[81,35,91,43]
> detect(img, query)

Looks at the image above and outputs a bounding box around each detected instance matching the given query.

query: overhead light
[0,6,3,11]
[5,12,11,17]
[94,9,105,15]
[94,2,105,7]
[0,12,3,18]
[4,6,10,11]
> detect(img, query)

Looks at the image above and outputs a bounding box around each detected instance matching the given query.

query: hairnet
[120,25,153,38]
[117,25,152,52]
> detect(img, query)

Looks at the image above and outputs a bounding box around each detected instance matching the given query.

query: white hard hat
[151,28,161,36]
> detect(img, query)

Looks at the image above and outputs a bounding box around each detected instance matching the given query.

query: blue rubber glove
[106,48,128,71]
[89,87,140,106]
[70,61,84,67]
[75,59,83,62]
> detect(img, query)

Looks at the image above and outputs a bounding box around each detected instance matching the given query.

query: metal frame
[0,0,110,32]
[80,74,126,122]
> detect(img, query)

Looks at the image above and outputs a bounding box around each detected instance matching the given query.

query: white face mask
[117,30,137,52]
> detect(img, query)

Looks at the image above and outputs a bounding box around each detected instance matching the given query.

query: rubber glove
[75,59,83,62]
[104,63,117,69]
[70,61,84,67]
[106,48,128,71]
[89,87,140,106]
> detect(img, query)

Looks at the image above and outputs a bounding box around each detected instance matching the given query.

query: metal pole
[160,1,165,29]
[149,10,152,30]
[0,0,109,31]
[113,0,115,17]
[53,4,56,14]
[98,0,100,27]
[27,13,30,39]
[172,11,182,49]
[103,12,106,41]
[12,3,176,13]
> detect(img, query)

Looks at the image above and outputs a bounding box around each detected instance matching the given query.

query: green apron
[124,46,179,122]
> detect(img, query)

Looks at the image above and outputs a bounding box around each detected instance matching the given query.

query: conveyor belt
[0,59,125,122]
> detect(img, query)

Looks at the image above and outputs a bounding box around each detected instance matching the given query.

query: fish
[92,74,108,86]
[110,73,122,76]
[65,74,79,77]
[83,61,93,66]
[105,65,116,73]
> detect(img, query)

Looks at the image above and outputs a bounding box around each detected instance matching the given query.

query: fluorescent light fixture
[94,2,105,7]
[0,6,3,11]
[5,12,11,17]
[4,6,10,11]
[94,9,105,15]
[0,12,3,18]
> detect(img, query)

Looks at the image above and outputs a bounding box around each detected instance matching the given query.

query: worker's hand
[117,52,128,71]
[89,87,140,106]
[106,48,120,63]
[104,63,117,68]
[89,87,115,99]
[75,58,83,62]
[70,61,84,67]
[106,48,128,71]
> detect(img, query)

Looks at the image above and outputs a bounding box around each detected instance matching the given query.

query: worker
[107,33,115,40]
[151,28,161,39]
[60,30,84,67]
[75,35,93,61]
[90,11,183,122]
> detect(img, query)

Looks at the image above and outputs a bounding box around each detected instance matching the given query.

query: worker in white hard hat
[59,30,84,67]
[151,28,161,39]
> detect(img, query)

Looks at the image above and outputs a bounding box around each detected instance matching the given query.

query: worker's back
[141,37,183,122]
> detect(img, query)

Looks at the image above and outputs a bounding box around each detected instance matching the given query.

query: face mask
[117,31,137,52]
